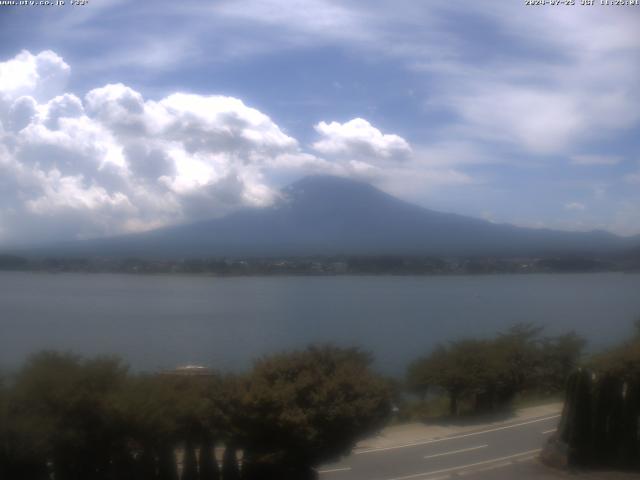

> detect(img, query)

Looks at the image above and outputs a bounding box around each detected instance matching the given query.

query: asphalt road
[318,414,561,480]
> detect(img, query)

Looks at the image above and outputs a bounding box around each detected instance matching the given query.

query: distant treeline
[1,253,637,275]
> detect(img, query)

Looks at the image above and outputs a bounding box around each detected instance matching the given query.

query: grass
[512,391,564,410]
[394,390,564,425]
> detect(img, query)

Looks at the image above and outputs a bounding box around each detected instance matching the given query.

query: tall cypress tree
[568,368,593,466]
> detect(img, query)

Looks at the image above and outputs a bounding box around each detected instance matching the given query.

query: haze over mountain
[19,176,638,259]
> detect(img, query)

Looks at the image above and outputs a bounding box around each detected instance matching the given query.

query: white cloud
[207,1,640,157]
[158,93,298,156]
[41,94,84,129]
[1,3,638,239]
[1,50,473,245]
[214,0,371,51]
[431,6,639,156]
[444,86,584,155]
[313,118,411,162]
[307,117,473,190]
[25,169,133,215]
[0,51,310,244]
[15,2,638,162]
[213,1,636,162]
[0,50,69,103]
[5,95,38,132]
[84,83,147,131]
[208,1,639,164]
[0,50,70,136]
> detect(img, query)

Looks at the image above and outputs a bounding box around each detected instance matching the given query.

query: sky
[0,0,639,246]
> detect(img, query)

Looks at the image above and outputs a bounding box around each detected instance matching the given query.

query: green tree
[236,345,391,479]
[1,374,50,480]
[406,324,580,416]
[590,319,640,380]
[406,346,442,401]
[11,351,128,480]
[114,374,182,479]
[538,331,586,393]
[116,370,230,480]
[407,340,504,415]
[493,323,543,402]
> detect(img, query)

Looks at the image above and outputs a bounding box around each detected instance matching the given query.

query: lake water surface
[1,272,639,375]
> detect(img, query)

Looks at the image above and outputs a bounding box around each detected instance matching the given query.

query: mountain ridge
[13,175,640,259]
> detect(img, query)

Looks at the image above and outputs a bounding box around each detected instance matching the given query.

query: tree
[538,331,586,394]
[407,340,504,415]
[11,351,128,480]
[406,346,444,401]
[236,345,391,479]
[493,323,543,402]
[407,324,580,416]
[119,374,217,479]
[590,320,640,380]
[116,368,232,480]
[0,374,50,480]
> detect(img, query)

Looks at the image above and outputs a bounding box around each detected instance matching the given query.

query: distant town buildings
[161,364,215,377]
[0,253,636,275]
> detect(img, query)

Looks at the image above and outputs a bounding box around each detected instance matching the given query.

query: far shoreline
[0,268,638,279]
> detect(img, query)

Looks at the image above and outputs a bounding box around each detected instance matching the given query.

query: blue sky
[0,0,638,244]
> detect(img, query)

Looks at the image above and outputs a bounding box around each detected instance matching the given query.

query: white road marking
[318,466,352,474]
[356,414,560,455]
[382,449,541,480]
[515,454,539,463]
[458,461,512,476]
[423,445,488,459]
[542,428,556,434]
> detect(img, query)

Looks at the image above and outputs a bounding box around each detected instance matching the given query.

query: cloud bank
[4,1,639,238]
[0,50,439,245]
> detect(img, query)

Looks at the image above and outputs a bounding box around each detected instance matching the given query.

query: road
[318,414,561,480]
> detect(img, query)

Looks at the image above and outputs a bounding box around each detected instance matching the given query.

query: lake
[1,272,639,376]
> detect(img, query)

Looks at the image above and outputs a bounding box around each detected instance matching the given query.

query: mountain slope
[28,175,638,258]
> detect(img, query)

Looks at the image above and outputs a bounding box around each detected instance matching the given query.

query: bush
[0,346,392,480]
